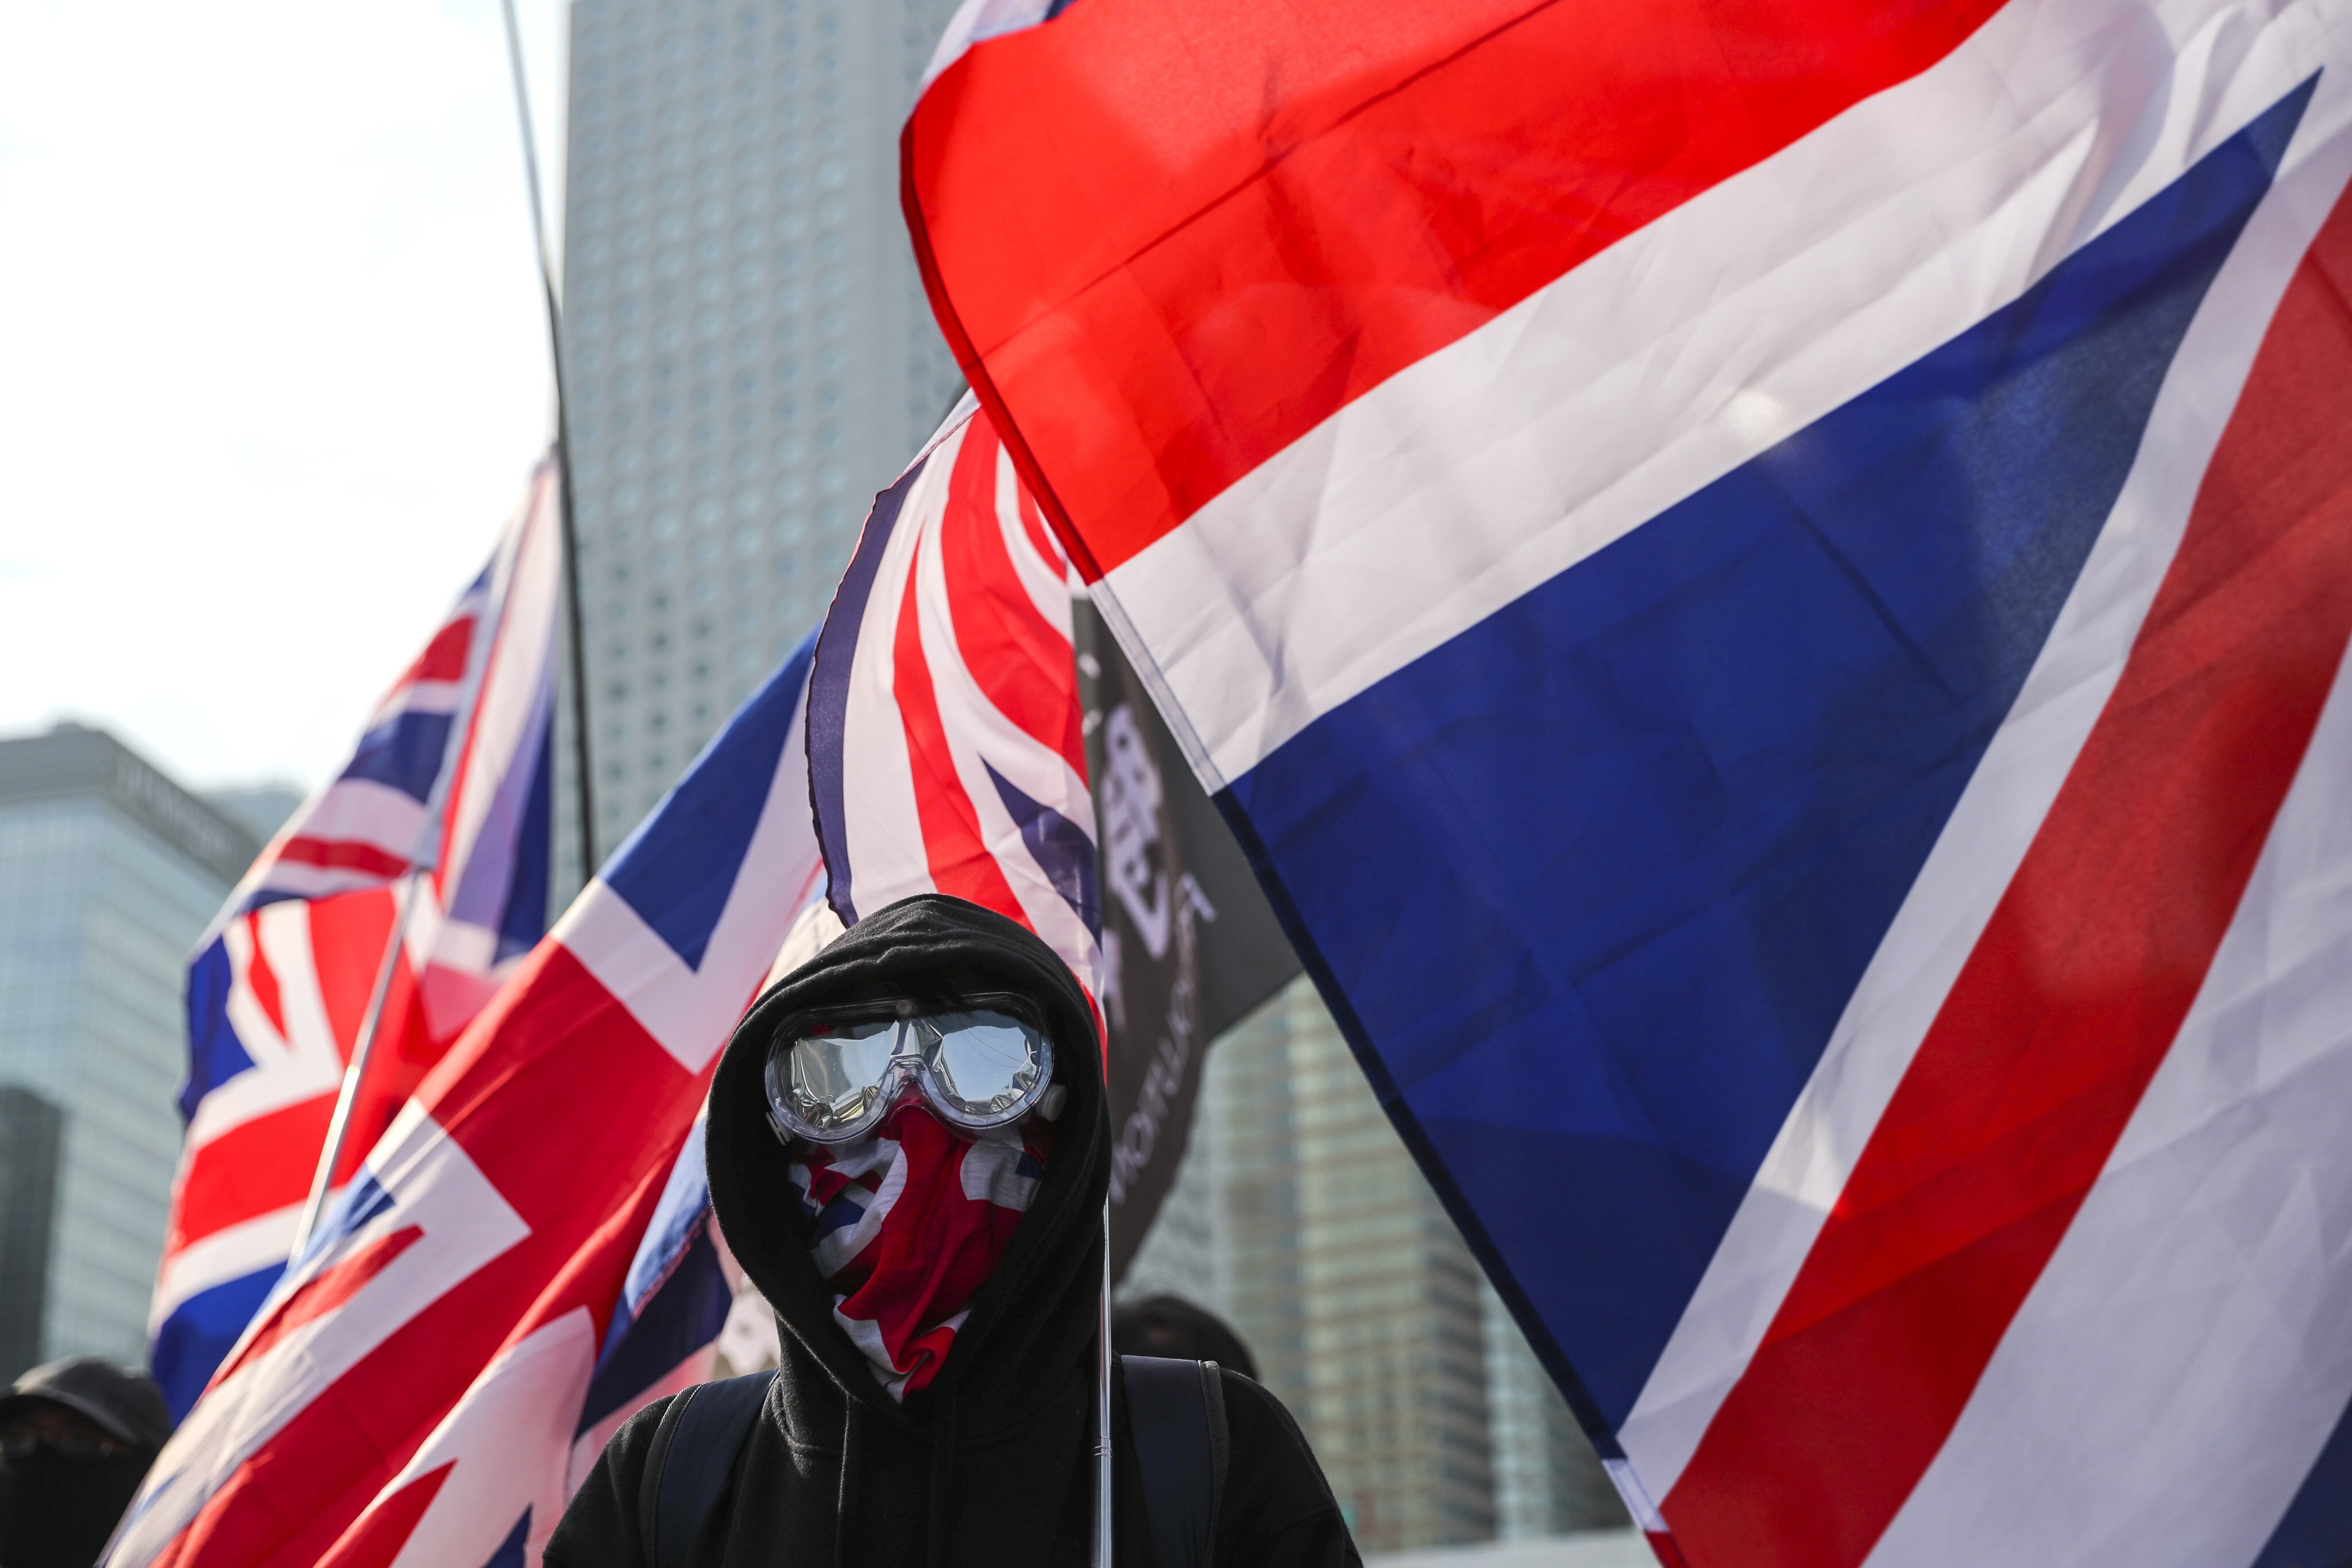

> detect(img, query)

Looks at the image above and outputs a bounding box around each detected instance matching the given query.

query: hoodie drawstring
[832,1398,862,1566]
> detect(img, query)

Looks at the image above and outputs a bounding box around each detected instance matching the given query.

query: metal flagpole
[1096,1199,1114,1567]
[292,868,423,1252]
[498,0,597,883]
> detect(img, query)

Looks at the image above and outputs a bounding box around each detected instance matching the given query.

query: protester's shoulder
[1214,1369,1361,1566]
[1215,1367,1309,1459]
[544,1393,679,1567]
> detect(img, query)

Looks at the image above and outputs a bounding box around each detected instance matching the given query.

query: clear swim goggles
[763,994,1060,1145]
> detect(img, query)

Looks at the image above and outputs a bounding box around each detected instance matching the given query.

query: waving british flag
[909,5,2352,1566]
[153,458,564,1420]
[112,637,827,1568]
[808,396,1099,994]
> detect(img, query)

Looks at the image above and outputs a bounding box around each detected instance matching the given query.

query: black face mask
[0,1446,154,1568]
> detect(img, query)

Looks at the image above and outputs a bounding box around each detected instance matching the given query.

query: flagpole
[498,0,598,883]
[292,869,423,1252]
[1096,1199,1114,1567]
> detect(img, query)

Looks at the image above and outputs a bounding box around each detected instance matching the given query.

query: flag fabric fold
[113,635,825,1568]
[906,7,2352,1566]
[808,396,1099,998]
[155,458,565,1420]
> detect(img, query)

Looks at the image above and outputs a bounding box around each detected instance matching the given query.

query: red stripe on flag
[906,0,2003,574]
[274,836,411,880]
[242,912,288,1044]
[891,536,1030,925]
[1663,184,2352,1568]
[400,617,474,688]
[306,887,400,1060]
[316,1463,451,1568]
[940,418,1090,779]
[171,1095,334,1249]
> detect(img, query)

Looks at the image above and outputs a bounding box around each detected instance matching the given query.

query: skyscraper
[1123,976,1628,1553]
[1208,979,1496,1550]
[1484,1282,1629,1539]
[0,724,263,1378]
[558,0,967,879]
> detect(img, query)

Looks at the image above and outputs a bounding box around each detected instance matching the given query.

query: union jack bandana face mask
[787,1098,1050,1400]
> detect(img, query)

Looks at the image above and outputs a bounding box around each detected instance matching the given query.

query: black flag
[1077,604,1301,1283]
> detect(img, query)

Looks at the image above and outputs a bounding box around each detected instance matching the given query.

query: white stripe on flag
[148,1205,301,1333]
[837,429,957,914]
[559,694,824,1073]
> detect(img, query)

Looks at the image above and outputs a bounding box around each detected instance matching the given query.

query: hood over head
[706,893,1106,1434]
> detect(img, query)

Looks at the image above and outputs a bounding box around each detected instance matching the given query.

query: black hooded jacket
[547,894,1358,1568]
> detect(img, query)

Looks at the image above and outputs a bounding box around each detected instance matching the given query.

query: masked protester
[0,1357,172,1568]
[550,894,1357,1567]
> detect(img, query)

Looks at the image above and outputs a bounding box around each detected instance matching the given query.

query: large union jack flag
[154,458,564,1420]
[907,3,2352,1565]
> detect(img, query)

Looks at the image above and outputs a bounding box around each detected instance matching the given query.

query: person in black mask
[0,1356,172,1568]
[550,894,1357,1567]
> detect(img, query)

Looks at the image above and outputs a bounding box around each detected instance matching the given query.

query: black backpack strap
[1121,1355,1230,1568]
[638,1372,776,1568]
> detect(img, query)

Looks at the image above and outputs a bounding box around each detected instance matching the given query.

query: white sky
[0,0,570,795]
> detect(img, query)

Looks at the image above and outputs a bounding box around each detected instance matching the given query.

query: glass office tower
[557,0,967,883]
[0,724,261,1378]
[1125,978,1630,1553]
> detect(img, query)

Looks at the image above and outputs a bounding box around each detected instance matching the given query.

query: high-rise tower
[558,0,966,877]
[0,724,262,1378]
[1125,976,1630,1552]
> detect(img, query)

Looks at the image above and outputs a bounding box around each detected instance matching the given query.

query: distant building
[0,723,261,1378]
[0,1086,65,1376]
[1483,1284,1628,1539]
[1114,1088,1219,1309]
[557,0,969,885]
[1212,979,1497,1550]
[1364,1531,1651,1568]
[200,784,303,847]
[1123,976,1627,1552]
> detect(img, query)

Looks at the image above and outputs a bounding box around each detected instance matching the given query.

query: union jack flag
[111,638,828,1567]
[808,396,1100,995]
[907,4,2352,1563]
[153,458,565,1420]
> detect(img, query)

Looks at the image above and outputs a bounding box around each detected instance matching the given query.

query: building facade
[0,724,262,1378]
[557,0,968,886]
[1484,1283,1629,1539]
[0,1087,65,1376]
[1124,976,1628,1553]
[1203,980,1494,1550]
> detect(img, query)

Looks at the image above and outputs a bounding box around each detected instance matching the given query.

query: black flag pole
[498,0,597,882]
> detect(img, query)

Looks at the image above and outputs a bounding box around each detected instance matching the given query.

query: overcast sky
[0,0,570,795]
